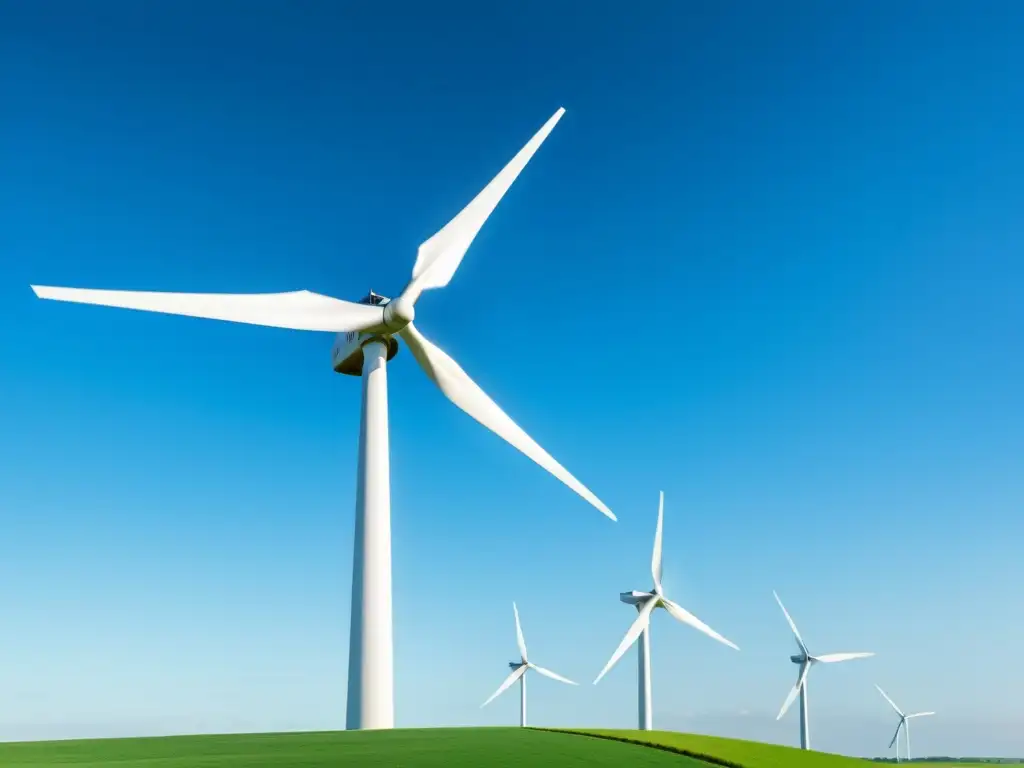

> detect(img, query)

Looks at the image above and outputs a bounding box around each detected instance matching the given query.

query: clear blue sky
[2,0,1023,758]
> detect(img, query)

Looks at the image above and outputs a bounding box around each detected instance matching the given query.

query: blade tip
[592,499,616,521]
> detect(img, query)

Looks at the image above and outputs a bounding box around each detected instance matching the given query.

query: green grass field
[0,728,711,767]
[0,726,992,767]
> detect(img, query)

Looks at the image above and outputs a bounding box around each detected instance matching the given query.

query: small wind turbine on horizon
[29,108,615,732]
[593,491,739,730]
[481,602,577,727]
[773,591,875,750]
[875,684,935,763]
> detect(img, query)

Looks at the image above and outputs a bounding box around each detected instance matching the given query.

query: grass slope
[0,728,712,767]
[543,728,874,767]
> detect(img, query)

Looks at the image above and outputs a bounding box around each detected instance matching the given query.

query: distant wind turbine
[481,602,577,726]
[593,491,739,730]
[773,591,875,750]
[875,684,935,762]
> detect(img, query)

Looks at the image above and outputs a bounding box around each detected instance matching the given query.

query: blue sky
[2,0,1023,758]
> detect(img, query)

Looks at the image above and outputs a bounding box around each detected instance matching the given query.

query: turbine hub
[382,294,415,331]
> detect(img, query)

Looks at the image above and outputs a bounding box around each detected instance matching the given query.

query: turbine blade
[481,664,526,708]
[30,286,384,333]
[874,684,905,717]
[593,597,657,684]
[907,712,935,718]
[777,662,810,720]
[407,108,565,298]
[529,664,577,686]
[651,491,664,593]
[399,322,614,520]
[889,721,903,749]
[813,652,874,663]
[660,597,739,651]
[772,591,808,655]
[513,602,528,661]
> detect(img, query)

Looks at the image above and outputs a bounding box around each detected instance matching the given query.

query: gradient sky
[2,0,1023,758]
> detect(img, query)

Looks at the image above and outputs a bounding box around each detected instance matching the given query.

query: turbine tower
[875,684,935,763]
[29,108,615,731]
[773,591,875,750]
[481,602,577,726]
[593,491,739,730]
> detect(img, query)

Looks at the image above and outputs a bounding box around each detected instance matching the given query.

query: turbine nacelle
[619,590,655,606]
[331,328,399,375]
[790,654,807,664]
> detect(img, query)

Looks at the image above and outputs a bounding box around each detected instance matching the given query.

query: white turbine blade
[907,711,935,718]
[513,602,528,661]
[772,591,808,655]
[529,664,577,686]
[777,662,810,720]
[30,286,384,333]
[660,597,740,651]
[407,108,565,297]
[593,597,657,684]
[651,491,664,593]
[481,664,526,708]
[874,684,904,717]
[399,322,614,520]
[813,652,874,663]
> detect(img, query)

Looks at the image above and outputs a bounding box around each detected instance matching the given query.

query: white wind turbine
[481,602,577,726]
[773,591,875,750]
[875,684,935,763]
[593,491,739,730]
[29,108,615,731]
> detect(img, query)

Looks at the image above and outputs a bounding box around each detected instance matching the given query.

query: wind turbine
[481,602,577,726]
[773,591,875,750]
[29,107,615,731]
[593,491,739,730]
[875,684,935,763]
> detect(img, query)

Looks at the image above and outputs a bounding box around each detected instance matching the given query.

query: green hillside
[5,726,971,767]
[541,728,874,767]
[0,728,709,767]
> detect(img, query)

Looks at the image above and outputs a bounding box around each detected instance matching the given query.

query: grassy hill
[0,726,884,767]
